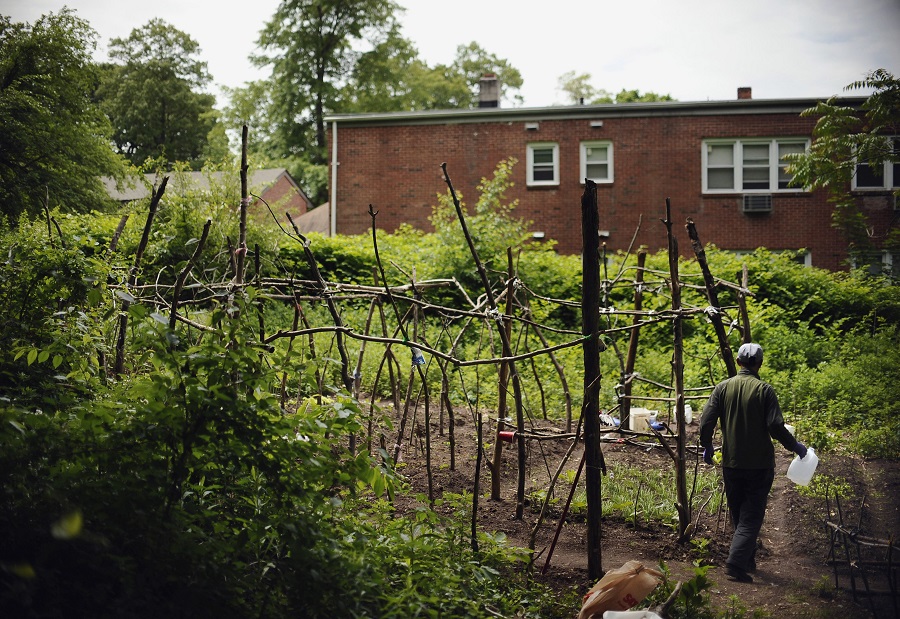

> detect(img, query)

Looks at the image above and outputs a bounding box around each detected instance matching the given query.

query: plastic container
[629,410,652,432]
[786,447,818,486]
[602,611,663,619]
[684,404,693,424]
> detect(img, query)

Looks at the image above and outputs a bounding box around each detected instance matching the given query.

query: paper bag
[577,560,664,619]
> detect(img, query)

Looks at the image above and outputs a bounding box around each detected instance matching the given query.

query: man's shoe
[725,564,753,583]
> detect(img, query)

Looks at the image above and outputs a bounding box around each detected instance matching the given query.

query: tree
[337,25,470,112]
[96,19,219,167]
[256,0,401,166]
[787,69,900,258]
[450,42,524,107]
[337,36,523,113]
[557,71,606,104]
[0,10,125,223]
[556,71,674,105]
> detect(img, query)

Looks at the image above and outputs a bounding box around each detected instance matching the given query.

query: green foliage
[0,218,113,410]
[556,71,674,105]
[643,562,718,619]
[542,464,722,528]
[429,157,532,294]
[786,69,900,256]
[257,0,402,164]
[0,10,126,222]
[96,19,220,167]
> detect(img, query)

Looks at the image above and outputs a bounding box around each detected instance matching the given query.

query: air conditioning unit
[742,194,772,213]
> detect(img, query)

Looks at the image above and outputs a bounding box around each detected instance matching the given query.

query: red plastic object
[498,430,517,443]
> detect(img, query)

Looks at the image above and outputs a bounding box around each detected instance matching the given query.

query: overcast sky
[5,0,899,108]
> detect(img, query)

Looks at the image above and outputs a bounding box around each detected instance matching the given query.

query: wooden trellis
[112,129,758,578]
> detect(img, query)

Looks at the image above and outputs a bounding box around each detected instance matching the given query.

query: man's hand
[703,447,714,465]
[794,441,808,459]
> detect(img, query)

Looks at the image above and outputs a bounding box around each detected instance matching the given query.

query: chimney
[737,87,752,100]
[479,73,500,108]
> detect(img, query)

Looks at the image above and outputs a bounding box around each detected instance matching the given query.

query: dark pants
[722,467,775,572]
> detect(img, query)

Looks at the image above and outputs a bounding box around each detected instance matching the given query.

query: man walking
[699,343,807,583]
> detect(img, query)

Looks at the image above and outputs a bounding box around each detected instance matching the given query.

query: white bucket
[684,404,693,424]
[628,410,652,432]
[786,448,818,486]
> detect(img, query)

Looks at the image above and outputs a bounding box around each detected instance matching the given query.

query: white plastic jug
[786,448,818,486]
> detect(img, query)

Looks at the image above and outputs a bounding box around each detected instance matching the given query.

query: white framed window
[580,141,613,184]
[527,142,559,186]
[702,138,809,193]
[852,137,900,191]
[852,250,894,277]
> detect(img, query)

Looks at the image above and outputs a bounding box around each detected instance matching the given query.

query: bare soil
[394,411,900,619]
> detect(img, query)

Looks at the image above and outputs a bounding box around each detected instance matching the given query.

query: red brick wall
[329,110,893,271]
[251,173,311,227]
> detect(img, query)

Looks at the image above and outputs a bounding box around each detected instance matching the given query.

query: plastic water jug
[786,448,818,486]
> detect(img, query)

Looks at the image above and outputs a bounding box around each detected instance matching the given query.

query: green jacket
[699,369,798,469]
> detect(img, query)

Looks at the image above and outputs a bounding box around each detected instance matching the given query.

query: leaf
[150,312,168,325]
[51,509,83,539]
[9,563,36,579]
[37,350,50,363]
[115,289,135,303]
[26,349,37,365]
[52,354,63,368]
[8,420,26,435]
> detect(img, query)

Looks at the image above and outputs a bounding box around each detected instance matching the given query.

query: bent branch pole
[169,219,211,331]
[285,213,354,399]
[114,176,167,377]
[235,125,249,286]
[685,218,736,377]
[663,198,691,543]
[581,179,607,580]
[621,249,647,429]
[368,206,433,503]
[441,162,529,520]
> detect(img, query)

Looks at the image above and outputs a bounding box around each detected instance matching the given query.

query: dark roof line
[325,96,866,126]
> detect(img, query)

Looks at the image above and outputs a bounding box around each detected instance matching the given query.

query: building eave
[324,96,867,128]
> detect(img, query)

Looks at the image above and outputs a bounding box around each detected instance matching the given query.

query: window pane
[778,142,805,189]
[743,168,769,190]
[708,168,734,189]
[533,167,555,182]
[893,139,900,188]
[533,148,554,164]
[708,144,733,165]
[856,163,884,188]
[586,163,608,179]
[779,142,805,158]
[743,144,769,165]
[586,146,608,163]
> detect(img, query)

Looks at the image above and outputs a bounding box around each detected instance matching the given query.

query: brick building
[104,168,315,229]
[325,82,897,272]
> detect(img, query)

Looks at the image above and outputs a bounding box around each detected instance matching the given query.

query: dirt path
[400,416,898,618]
